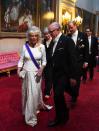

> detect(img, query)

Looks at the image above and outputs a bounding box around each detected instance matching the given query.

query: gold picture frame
[0,0,36,38]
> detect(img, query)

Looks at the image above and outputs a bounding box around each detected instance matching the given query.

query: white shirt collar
[52,32,62,55]
[72,30,78,36]
[54,32,62,43]
[88,35,91,39]
[71,30,78,45]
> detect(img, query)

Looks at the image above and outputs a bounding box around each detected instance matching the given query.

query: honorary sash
[25,42,40,69]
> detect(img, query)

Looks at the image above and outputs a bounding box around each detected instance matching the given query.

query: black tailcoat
[50,34,77,121]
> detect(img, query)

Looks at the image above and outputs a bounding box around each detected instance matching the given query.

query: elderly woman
[17,26,52,127]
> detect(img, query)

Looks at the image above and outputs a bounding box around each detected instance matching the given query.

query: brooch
[79,44,85,48]
[38,47,42,52]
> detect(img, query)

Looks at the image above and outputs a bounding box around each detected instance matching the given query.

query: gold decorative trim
[0,32,26,38]
[0,67,17,77]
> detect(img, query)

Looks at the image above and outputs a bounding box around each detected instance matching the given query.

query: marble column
[95,14,99,36]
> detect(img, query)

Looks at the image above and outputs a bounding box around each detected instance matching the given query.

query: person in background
[43,27,53,99]
[67,21,89,104]
[17,26,52,127]
[82,28,98,81]
[48,22,77,127]
[4,6,11,29]
[96,37,99,71]
[18,9,33,32]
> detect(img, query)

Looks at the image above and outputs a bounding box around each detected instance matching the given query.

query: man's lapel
[50,41,55,56]
[53,36,63,55]
[76,32,83,47]
[76,32,81,45]
[91,36,93,49]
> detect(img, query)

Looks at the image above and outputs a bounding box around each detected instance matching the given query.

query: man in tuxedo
[43,27,53,99]
[82,28,98,81]
[48,22,77,127]
[67,21,89,104]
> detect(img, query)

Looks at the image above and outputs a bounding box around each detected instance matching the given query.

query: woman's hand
[36,68,43,77]
[17,68,21,76]
[35,66,45,83]
[83,62,88,68]
[36,65,45,77]
[35,68,43,83]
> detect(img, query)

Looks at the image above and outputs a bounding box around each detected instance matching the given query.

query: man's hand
[83,62,88,68]
[70,78,77,87]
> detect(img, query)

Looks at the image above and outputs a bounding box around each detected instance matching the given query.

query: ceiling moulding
[96,11,99,15]
[71,0,77,3]
[61,3,73,13]
[62,0,76,7]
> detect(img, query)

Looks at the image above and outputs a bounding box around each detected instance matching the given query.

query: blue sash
[25,42,40,69]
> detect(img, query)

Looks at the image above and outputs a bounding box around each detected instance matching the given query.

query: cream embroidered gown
[18,43,46,127]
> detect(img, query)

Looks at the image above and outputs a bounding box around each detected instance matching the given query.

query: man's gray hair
[49,22,61,30]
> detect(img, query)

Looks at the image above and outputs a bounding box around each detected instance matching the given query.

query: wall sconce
[62,11,71,34]
[43,11,54,20]
[62,11,71,25]
[73,15,83,26]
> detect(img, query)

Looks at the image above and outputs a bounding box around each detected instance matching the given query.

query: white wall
[76,0,95,13]
[94,0,99,12]
[0,38,26,54]
[76,0,99,34]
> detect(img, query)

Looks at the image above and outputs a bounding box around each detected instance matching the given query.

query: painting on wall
[1,0,36,34]
[0,0,56,37]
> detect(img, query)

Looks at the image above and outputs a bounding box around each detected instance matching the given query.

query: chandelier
[43,11,54,20]
[73,15,83,26]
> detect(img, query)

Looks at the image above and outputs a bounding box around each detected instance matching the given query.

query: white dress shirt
[46,38,52,48]
[88,35,91,54]
[72,30,78,45]
[52,32,62,55]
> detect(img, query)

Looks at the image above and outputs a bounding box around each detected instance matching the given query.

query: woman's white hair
[26,26,42,38]
[43,27,49,33]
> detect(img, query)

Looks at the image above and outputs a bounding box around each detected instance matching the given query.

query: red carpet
[0,69,99,131]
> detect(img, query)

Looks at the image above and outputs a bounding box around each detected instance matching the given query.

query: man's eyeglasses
[85,30,90,32]
[49,29,56,33]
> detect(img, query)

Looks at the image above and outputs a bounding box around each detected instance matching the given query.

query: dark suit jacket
[87,36,98,67]
[50,34,77,81]
[43,39,53,64]
[68,31,89,77]
[43,39,53,77]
